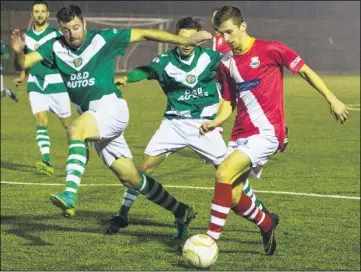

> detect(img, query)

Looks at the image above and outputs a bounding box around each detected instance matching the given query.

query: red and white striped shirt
[217,38,304,149]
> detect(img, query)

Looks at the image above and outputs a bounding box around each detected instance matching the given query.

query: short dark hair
[56,5,83,23]
[32,1,49,10]
[213,6,245,29]
[176,17,203,34]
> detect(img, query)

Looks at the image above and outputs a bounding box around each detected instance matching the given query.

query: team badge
[250,56,260,68]
[186,74,196,84]
[74,57,83,67]
[34,43,39,50]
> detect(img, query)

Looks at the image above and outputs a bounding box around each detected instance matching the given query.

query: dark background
[1,1,360,74]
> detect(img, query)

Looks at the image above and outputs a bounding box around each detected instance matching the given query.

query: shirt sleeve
[101,28,131,57]
[36,39,56,67]
[145,55,168,81]
[209,50,224,72]
[268,41,305,73]
[127,67,151,82]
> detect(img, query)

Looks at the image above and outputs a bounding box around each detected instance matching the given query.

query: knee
[215,164,232,183]
[35,115,48,127]
[67,122,84,141]
[62,122,69,130]
[117,172,141,189]
[137,163,154,175]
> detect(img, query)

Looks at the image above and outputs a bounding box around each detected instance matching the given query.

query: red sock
[232,193,272,232]
[207,182,233,240]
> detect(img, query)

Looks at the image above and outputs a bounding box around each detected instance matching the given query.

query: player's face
[216,19,247,50]
[32,4,49,26]
[177,29,197,58]
[59,16,87,49]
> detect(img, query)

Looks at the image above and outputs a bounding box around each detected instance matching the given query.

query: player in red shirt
[200,5,349,256]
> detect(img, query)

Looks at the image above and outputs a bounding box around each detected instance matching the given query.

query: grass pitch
[1,74,360,271]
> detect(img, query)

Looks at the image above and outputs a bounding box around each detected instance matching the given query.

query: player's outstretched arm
[297,64,349,124]
[199,100,233,135]
[114,67,151,87]
[130,28,212,46]
[11,29,43,70]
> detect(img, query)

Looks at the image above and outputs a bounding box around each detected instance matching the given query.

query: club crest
[74,57,83,67]
[250,56,260,68]
[186,74,196,84]
[34,43,40,50]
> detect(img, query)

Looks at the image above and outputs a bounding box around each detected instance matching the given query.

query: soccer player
[11,4,212,237]
[199,5,349,256]
[1,40,18,102]
[14,1,72,176]
[212,9,290,152]
[108,17,266,237]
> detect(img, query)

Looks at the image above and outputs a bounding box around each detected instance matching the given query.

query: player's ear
[240,22,247,32]
[83,19,87,29]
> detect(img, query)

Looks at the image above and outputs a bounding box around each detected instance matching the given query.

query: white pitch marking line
[1,181,359,200]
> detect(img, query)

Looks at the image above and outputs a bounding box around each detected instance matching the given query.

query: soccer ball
[182,234,219,268]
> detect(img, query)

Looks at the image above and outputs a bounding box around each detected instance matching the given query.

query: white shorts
[145,118,227,165]
[86,93,132,167]
[0,74,3,90]
[225,134,279,179]
[29,91,71,118]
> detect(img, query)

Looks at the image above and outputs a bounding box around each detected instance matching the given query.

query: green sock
[134,173,187,218]
[243,179,263,210]
[64,140,87,195]
[36,126,51,162]
[119,188,139,218]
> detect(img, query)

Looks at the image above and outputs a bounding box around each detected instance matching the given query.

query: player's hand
[186,31,212,46]
[115,76,127,87]
[14,77,25,88]
[11,29,25,54]
[199,120,217,135]
[329,98,349,124]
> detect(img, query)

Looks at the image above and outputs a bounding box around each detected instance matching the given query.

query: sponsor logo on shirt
[236,79,260,93]
[250,56,260,68]
[290,56,301,68]
[67,72,95,88]
[74,57,83,67]
[186,74,196,84]
[178,87,209,101]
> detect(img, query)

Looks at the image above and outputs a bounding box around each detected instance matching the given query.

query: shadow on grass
[1,210,180,247]
[1,210,260,250]
[1,161,38,174]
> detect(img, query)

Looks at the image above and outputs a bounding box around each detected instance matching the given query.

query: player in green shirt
[1,40,18,102]
[11,4,212,239]
[14,1,72,176]
[107,17,267,235]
